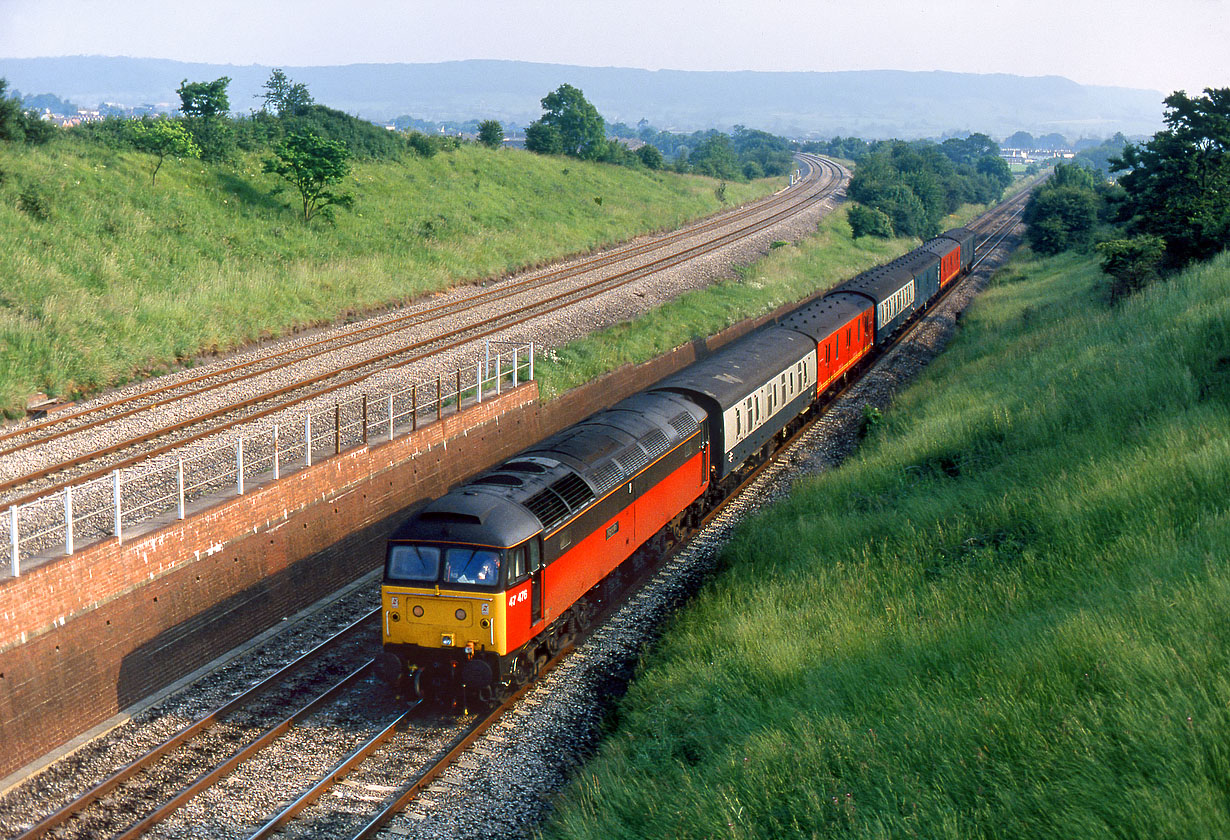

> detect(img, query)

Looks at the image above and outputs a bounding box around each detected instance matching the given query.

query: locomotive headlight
[412,605,424,617]
[455,608,467,621]
[441,634,454,646]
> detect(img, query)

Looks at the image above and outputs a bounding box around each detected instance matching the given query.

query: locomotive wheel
[509,653,533,686]
[573,598,595,632]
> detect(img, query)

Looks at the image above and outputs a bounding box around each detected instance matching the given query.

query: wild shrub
[1098,235,1166,302]
[18,180,50,220]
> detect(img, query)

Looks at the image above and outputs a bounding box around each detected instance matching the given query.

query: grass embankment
[543,248,1230,838]
[535,200,989,399]
[0,140,777,417]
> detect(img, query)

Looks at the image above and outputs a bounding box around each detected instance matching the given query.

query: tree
[688,132,741,180]
[263,131,354,222]
[128,118,200,185]
[177,76,233,161]
[477,119,503,149]
[976,154,1013,190]
[524,121,563,155]
[527,83,605,158]
[940,133,1000,166]
[178,76,230,119]
[1022,164,1100,255]
[848,203,894,238]
[1112,87,1230,268]
[1097,235,1166,302]
[1006,130,1036,149]
[636,143,664,170]
[0,78,57,145]
[261,69,313,116]
[1,78,28,143]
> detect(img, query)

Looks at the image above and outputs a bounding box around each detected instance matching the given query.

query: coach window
[735,407,742,436]
[507,545,527,584]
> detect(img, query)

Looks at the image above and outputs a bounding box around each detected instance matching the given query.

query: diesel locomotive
[378,223,977,704]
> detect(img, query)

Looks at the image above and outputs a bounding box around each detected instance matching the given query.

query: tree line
[835,134,1013,240]
[1022,87,1230,301]
[521,83,796,181]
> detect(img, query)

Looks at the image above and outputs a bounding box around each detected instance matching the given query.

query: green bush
[18,181,50,220]
[1098,235,1166,302]
[848,203,894,238]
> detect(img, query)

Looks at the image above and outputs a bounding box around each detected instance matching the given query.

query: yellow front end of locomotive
[382,586,507,655]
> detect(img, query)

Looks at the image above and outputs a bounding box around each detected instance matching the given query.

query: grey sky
[1,0,1226,94]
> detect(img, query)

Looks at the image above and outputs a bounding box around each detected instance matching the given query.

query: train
[377,223,977,705]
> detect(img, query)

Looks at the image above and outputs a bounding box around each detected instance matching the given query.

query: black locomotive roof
[651,326,812,411]
[391,390,705,546]
[390,490,542,549]
[777,292,871,344]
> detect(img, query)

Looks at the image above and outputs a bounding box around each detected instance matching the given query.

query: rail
[5,343,534,577]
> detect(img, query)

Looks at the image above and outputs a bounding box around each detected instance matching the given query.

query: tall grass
[542,249,1230,839]
[0,138,776,417]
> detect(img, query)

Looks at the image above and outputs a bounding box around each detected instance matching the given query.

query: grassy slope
[542,249,1230,839]
[0,139,776,416]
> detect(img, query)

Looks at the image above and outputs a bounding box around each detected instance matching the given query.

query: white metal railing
[4,343,534,577]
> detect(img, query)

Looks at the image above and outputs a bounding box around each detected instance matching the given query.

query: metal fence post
[237,438,245,495]
[495,352,502,396]
[456,369,463,410]
[436,377,442,421]
[388,394,395,441]
[273,425,280,480]
[177,459,185,519]
[334,403,342,455]
[113,470,122,543]
[64,485,73,556]
[411,384,417,431]
[530,342,535,381]
[476,363,483,403]
[305,414,313,467]
[513,346,518,388]
[362,395,369,445]
[10,505,18,577]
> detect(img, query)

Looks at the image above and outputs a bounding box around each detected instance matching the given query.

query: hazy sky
[1,0,1227,94]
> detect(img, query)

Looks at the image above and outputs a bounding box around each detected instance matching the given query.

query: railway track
[0,155,845,510]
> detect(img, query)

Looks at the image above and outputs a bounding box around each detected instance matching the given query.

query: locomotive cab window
[386,544,440,583]
[527,538,542,572]
[507,545,527,584]
[444,548,501,587]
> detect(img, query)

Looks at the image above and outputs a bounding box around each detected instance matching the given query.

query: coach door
[528,538,544,625]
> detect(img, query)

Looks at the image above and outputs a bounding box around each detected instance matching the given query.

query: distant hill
[0,56,1166,140]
